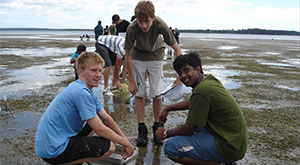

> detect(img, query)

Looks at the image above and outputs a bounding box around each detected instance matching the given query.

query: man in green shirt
[156,53,248,164]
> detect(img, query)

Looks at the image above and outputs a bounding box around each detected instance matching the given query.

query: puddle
[0,36,45,39]
[0,34,85,41]
[217,46,238,50]
[0,46,95,57]
[0,47,73,57]
[164,48,189,59]
[0,111,39,139]
[205,69,242,89]
[260,62,294,67]
[220,53,250,57]
[281,59,300,68]
[265,52,280,55]
[276,85,300,91]
[0,57,72,96]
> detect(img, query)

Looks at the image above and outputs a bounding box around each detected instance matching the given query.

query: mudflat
[0,33,299,164]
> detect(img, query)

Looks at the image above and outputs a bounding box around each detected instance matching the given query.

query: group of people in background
[35,1,248,165]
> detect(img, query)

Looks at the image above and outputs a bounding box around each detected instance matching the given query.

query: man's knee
[164,139,176,158]
[104,66,112,71]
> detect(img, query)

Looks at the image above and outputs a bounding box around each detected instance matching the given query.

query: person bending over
[125,0,181,146]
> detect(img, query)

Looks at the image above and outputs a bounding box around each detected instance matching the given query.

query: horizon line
[0,27,299,33]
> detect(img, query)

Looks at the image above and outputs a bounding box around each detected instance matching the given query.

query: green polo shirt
[187,74,248,161]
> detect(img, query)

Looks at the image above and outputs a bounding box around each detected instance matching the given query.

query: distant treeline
[179,28,300,36]
[1,28,299,36]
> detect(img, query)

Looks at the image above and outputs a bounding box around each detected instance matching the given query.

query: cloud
[0,0,298,30]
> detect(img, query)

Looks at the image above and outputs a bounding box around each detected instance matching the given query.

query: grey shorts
[95,42,116,67]
[131,60,163,99]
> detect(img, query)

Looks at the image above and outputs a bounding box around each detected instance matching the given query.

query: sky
[0,0,299,31]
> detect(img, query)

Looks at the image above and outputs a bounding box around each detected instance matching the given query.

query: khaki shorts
[132,60,163,99]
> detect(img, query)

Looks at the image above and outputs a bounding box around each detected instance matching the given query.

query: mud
[0,33,299,164]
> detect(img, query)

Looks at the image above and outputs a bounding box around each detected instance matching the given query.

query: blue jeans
[164,127,230,162]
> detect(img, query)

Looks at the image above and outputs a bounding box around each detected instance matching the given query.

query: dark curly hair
[173,53,203,74]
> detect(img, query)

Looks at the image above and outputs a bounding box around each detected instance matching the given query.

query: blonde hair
[76,52,104,71]
[135,1,155,19]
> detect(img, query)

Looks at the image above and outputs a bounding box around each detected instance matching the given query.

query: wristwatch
[163,129,168,139]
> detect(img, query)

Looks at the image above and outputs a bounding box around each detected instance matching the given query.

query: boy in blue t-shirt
[35,52,134,164]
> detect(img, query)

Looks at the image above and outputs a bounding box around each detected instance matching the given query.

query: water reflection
[103,94,132,121]
[135,144,164,165]
[135,146,147,165]
[151,144,163,165]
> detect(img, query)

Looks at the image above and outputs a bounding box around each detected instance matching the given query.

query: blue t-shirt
[71,52,80,60]
[35,79,103,158]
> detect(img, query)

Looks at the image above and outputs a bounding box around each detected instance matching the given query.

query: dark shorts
[42,124,111,164]
[95,42,116,67]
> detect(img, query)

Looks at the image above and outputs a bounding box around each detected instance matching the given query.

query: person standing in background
[104,25,109,35]
[109,23,117,35]
[112,14,130,37]
[130,15,136,22]
[173,28,180,44]
[94,20,104,40]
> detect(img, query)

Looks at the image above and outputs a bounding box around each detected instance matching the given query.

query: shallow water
[0,32,299,164]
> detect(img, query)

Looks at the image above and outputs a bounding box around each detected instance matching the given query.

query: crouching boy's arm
[156,122,197,140]
[87,110,134,159]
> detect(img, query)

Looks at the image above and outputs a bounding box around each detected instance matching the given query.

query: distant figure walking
[173,28,180,44]
[94,20,104,40]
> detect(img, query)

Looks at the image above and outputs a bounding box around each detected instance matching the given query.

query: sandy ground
[0,33,299,164]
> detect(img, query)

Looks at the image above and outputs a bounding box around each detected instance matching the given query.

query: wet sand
[0,33,299,164]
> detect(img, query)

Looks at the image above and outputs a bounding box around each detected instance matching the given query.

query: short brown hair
[134,1,155,19]
[76,52,104,71]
